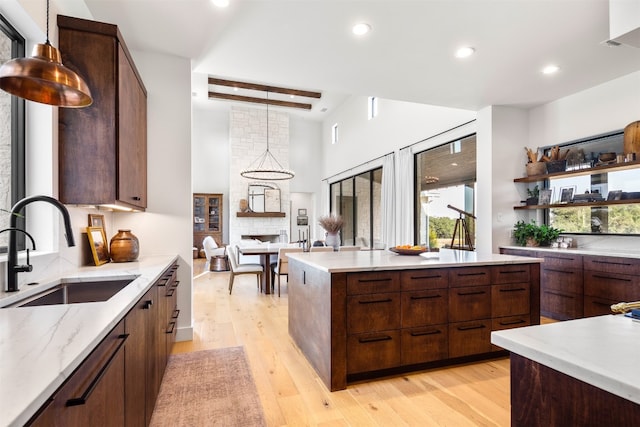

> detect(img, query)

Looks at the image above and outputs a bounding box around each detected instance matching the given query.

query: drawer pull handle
[456,272,486,277]
[544,268,574,274]
[166,288,176,297]
[166,322,176,334]
[358,335,392,343]
[358,298,393,304]
[592,274,631,282]
[498,270,526,274]
[499,319,526,326]
[358,278,392,283]
[157,278,170,287]
[591,260,632,267]
[545,255,576,261]
[545,290,574,299]
[410,329,441,337]
[143,299,153,309]
[132,196,141,201]
[172,309,180,319]
[499,287,526,292]
[410,275,442,280]
[172,280,180,288]
[457,324,485,331]
[66,333,129,407]
[457,290,486,296]
[410,294,442,300]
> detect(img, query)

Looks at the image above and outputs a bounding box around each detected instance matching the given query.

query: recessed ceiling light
[352,23,371,36]
[455,47,475,58]
[542,64,560,75]
[212,0,229,8]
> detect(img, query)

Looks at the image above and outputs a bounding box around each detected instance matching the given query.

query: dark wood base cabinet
[28,262,179,427]
[289,261,540,391]
[511,354,640,426]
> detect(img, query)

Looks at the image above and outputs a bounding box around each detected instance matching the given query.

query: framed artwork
[607,190,622,201]
[88,213,105,228]
[539,189,553,205]
[297,215,309,226]
[87,226,110,266]
[559,186,575,203]
[298,208,307,216]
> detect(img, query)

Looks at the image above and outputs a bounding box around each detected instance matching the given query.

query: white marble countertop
[0,255,178,427]
[500,245,640,259]
[492,315,640,404]
[288,248,541,273]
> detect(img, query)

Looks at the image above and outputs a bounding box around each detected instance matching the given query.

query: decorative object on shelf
[87,226,110,265]
[545,159,567,173]
[559,186,575,203]
[526,185,540,205]
[240,92,295,181]
[513,220,562,247]
[0,0,92,107]
[88,213,105,228]
[319,214,344,251]
[624,120,640,155]
[239,199,249,212]
[109,229,139,262]
[539,188,553,205]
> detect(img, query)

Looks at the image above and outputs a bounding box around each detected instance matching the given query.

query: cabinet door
[29,322,127,427]
[401,325,448,365]
[347,292,400,333]
[347,330,401,374]
[118,44,147,209]
[448,286,491,322]
[449,267,491,287]
[449,320,491,358]
[492,283,530,317]
[124,287,155,427]
[401,289,448,327]
[145,284,161,425]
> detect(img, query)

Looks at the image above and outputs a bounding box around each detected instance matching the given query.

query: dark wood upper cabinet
[57,15,147,210]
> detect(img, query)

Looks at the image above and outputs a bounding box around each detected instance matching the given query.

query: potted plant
[318,214,344,251]
[513,220,562,247]
[526,185,540,205]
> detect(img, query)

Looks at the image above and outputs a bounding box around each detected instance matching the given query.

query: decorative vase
[325,232,340,251]
[110,229,139,262]
[525,162,546,176]
[525,237,539,247]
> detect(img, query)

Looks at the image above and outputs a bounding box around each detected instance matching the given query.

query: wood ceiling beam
[208,77,321,99]
[207,92,312,110]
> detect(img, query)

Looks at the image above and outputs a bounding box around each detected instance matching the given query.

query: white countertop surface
[500,245,640,259]
[287,248,541,273]
[0,255,177,427]
[492,315,640,404]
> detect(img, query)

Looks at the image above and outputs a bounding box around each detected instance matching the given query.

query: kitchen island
[0,255,179,426]
[287,249,541,391]
[492,315,640,426]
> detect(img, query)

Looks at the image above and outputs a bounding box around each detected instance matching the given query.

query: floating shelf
[514,199,640,210]
[236,212,286,218]
[514,160,640,183]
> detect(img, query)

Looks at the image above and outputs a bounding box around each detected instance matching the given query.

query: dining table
[238,245,287,294]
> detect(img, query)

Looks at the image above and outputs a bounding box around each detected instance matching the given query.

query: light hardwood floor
[175,259,513,426]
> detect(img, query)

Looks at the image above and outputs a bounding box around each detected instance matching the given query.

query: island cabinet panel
[346,271,399,294]
[449,285,491,322]
[540,253,584,320]
[449,319,492,358]
[347,331,401,374]
[28,321,127,426]
[400,270,448,291]
[347,293,400,333]
[492,283,530,317]
[449,266,491,287]
[401,326,448,365]
[401,289,448,327]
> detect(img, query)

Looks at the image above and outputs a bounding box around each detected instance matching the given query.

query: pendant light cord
[265,91,270,152]
[45,0,50,45]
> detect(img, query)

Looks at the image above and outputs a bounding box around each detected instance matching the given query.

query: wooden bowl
[598,152,616,162]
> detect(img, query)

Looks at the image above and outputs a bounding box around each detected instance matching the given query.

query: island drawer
[537,252,582,270]
[401,325,448,365]
[492,283,530,317]
[347,271,400,295]
[449,286,491,322]
[541,268,583,294]
[347,292,400,333]
[491,265,530,284]
[583,255,640,275]
[449,267,491,287]
[449,319,491,358]
[347,330,400,374]
[401,290,448,327]
[400,270,448,291]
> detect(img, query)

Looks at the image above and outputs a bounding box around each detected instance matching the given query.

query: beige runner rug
[150,347,267,427]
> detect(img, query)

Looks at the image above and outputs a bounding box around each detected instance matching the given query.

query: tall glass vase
[325,231,340,251]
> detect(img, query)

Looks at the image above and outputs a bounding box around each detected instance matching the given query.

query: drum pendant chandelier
[0,0,92,107]
[240,93,295,181]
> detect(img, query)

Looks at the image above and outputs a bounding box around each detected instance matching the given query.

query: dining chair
[309,246,333,252]
[271,247,304,297]
[227,245,263,294]
[339,246,361,251]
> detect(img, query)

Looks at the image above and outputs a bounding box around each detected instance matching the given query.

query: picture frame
[559,186,575,203]
[87,226,110,266]
[88,213,105,229]
[297,215,308,226]
[538,188,553,205]
[298,208,307,216]
[607,190,622,201]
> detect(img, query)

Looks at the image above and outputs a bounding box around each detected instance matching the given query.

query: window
[329,167,382,249]
[0,14,26,252]
[367,96,378,120]
[331,123,338,144]
[414,134,476,249]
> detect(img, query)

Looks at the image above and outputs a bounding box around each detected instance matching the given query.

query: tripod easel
[447,204,475,251]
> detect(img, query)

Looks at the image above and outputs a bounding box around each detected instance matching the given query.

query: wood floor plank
[176,260,514,426]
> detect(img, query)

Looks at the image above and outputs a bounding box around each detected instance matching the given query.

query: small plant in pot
[513,220,562,247]
[526,185,540,205]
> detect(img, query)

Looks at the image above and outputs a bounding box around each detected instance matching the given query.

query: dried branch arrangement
[318,214,344,233]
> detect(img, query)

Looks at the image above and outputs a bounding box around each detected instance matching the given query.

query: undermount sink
[8,276,138,307]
